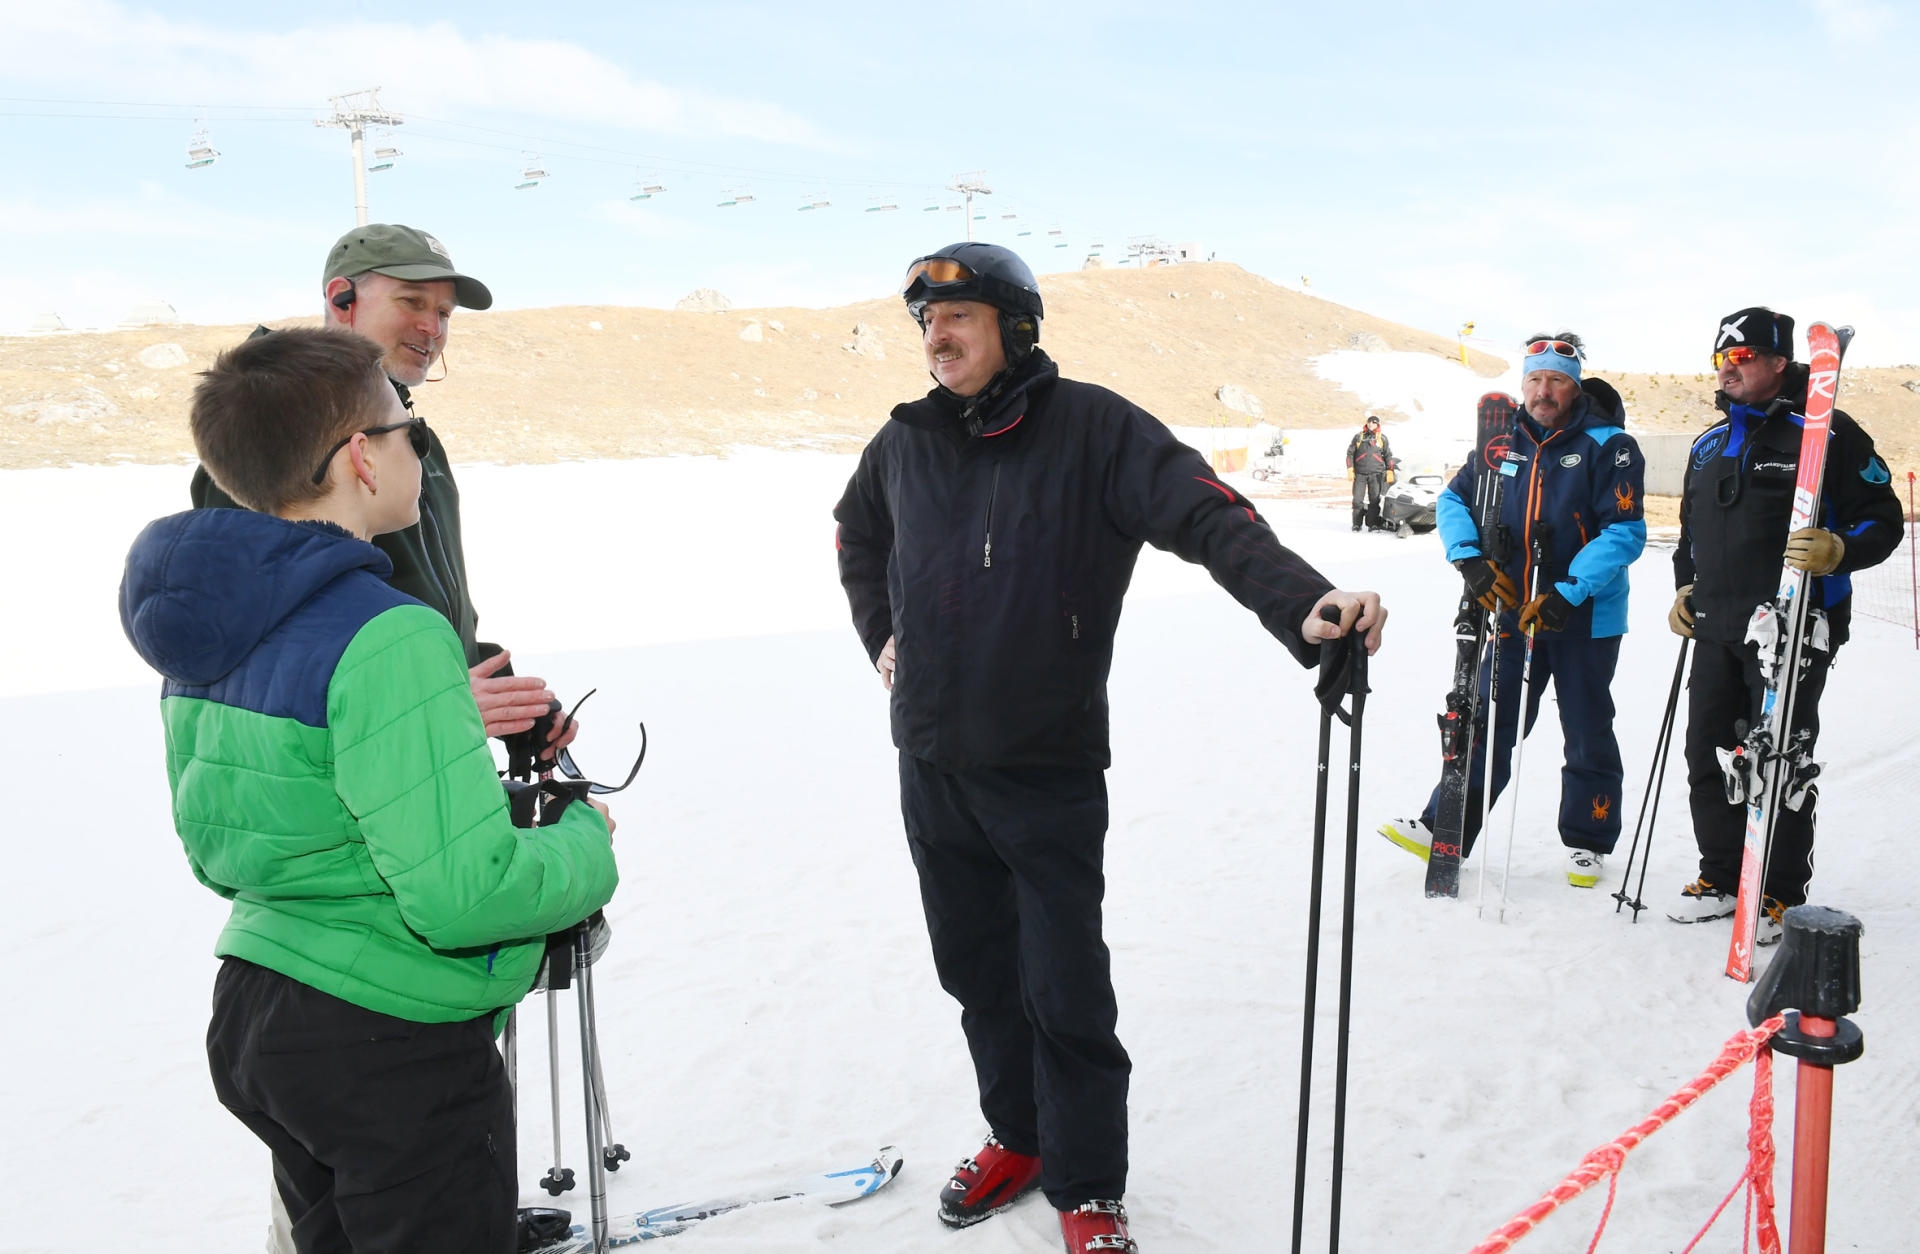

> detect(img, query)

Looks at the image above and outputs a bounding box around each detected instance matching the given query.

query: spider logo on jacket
[1591,795,1613,824]
[1613,482,1636,517]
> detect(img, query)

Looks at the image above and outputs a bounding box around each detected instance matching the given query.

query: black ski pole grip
[1314,605,1357,717]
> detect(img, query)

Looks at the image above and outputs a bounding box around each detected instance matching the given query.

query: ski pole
[576,922,611,1252]
[1291,605,1368,1254]
[1485,531,1546,922]
[1613,639,1689,920]
[1472,525,1514,914]
[1328,612,1368,1254]
[504,1008,519,1124]
[1471,617,1504,917]
[1290,609,1341,1254]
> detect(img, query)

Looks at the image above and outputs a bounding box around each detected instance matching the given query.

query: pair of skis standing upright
[1424,324,1854,982]
[1423,391,1524,909]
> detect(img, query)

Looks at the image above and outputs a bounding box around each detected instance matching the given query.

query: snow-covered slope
[2,452,1911,1253]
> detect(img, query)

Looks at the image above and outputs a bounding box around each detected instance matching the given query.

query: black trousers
[206,958,517,1254]
[898,753,1130,1209]
[1684,636,1832,907]
[1351,472,1386,528]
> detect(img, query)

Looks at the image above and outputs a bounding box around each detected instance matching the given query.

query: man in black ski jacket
[1667,306,1903,938]
[833,242,1384,1254]
[1345,414,1395,531]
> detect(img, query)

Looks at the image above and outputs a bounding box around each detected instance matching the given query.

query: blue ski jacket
[1435,392,1647,639]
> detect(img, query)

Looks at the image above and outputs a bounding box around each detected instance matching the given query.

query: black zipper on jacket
[983,462,1001,568]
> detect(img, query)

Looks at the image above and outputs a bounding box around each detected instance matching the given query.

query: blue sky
[2,0,1914,370]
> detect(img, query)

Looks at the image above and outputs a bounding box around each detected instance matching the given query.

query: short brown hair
[190,329,391,514]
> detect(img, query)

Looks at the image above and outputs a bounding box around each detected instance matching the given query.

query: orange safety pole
[1787,1015,1838,1254]
[1745,907,1864,1254]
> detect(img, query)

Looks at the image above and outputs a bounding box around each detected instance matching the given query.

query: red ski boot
[936,1134,1042,1228]
[1059,1199,1137,1252]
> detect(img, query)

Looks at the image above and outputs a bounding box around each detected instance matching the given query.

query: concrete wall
[1637,431,1696,496]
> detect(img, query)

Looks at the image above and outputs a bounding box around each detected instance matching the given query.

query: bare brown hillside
[0,263,1507,469]
[1591,367,1920,485]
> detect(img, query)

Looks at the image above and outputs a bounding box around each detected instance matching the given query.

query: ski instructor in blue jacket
[833,242,1384,1254]
[1379,333,1647,888]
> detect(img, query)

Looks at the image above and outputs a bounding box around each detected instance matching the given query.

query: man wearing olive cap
[192,224,574,753]
[191,225,583,1253]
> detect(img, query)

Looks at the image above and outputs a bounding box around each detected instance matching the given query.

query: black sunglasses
[310,417,429,486]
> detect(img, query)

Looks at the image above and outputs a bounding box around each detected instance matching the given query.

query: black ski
[1424,393,1517,898]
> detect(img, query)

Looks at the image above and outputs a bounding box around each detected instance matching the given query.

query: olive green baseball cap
[322,223,493,310]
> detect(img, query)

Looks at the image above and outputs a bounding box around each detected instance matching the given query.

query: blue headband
[1524,351,1581,383]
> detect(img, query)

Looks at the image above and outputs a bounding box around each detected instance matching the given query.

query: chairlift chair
[798,197,831,212]
[516,156,548,190]
[368,145,400,174]
[184,128,219,170]
[866,200,899,213]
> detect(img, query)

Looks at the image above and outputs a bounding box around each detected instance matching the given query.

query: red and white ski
[1725,323,1851,981]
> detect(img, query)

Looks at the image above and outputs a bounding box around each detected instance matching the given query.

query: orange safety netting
[1469,1014,1784,1254]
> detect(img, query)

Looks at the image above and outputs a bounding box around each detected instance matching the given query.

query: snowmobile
[1249,433,1289,481]
[1380,471,1446,535]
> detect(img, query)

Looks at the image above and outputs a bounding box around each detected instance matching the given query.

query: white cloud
[0,182,323,243]
[588,199,708,241]
[1812,0,1898,42]
[0,2,838,150]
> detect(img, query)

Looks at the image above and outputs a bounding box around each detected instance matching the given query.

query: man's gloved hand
[1386,468,1396,485]
[1346,467,1355,482]
[1455,558,1519,613]
[1668,583,1695,638]
[1519,588,1575,633]
[1784,527,1845,575]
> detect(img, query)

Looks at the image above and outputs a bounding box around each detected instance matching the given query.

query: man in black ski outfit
[1667,306,1903,938]
[1345,414,1395,531]
[833,242,1385,1254]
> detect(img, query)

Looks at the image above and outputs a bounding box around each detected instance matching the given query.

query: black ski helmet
[901,242,1044,361]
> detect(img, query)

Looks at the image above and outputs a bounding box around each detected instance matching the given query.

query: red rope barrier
[1469,1016,1784,1254]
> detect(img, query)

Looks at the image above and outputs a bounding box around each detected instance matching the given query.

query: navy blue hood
[120,510,394,687]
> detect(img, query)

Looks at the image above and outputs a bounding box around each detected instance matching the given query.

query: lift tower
[317,89,405,226]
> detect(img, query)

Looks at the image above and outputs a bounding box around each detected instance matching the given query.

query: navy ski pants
[1420,630,1625,856]
[1683,636,1831,907]
[898,753,1130,1209]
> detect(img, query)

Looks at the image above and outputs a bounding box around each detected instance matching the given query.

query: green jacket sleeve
[329,605,618,950]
